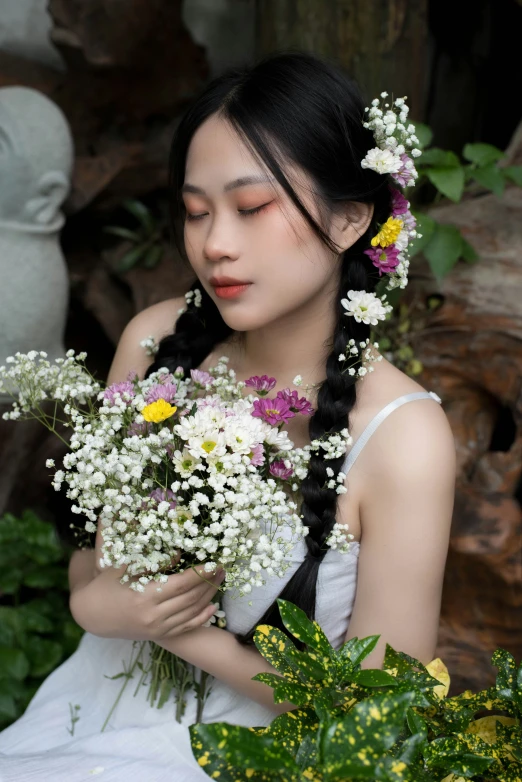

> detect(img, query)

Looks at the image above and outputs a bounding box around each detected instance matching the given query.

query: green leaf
[17,602,55,634]
[116,245,148,273]
[407,212,436,258]
[103,226,141,242]
[0,648,30,681]
[273,680,311,706]
[410,122,433,149]
[471,163,505,197]
[418,148,460,168]
[142,245,163,269]
[253,625,299,678]
[463,142,505,166]
[0,694,17,721]
[284,647,330,682]
[122,199,155,232]
[423,223,463,280]
[426,166,465,202]
[504,165,522,187]
[406,706,428,739]
[276,599,333,658]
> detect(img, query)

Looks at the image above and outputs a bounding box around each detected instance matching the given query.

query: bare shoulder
[107,297,185,385]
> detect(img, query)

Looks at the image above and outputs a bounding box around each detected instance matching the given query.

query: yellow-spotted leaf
[284,647,331,683]
[423,735,495,777]
[276,599,333,657]
[320,690,416,780]
[425,658,450,700]
[253,625,299,678]
[465,715,518,745]
[190,723,300,778]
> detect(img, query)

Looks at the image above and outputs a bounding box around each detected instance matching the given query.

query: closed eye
[185,203,272,222]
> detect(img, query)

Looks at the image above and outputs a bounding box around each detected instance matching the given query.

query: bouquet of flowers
[0,346,355,723]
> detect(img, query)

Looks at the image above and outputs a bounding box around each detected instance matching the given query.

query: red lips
[209,276,251,287]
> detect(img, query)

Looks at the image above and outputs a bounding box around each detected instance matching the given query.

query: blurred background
[0,0,521,726]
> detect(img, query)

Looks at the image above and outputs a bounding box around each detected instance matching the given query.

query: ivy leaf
[471,163,505,197]
[407,212,436,258]
[463,142,505,166]
[103,226,141,242]
[423,223,463,281]
[116,245,148,273]
[426,166,465,202]
[504,165,522,187]
[0,648,30,681]
[417,149,460,168]
[410,121,433,149]
[122,199,155,232]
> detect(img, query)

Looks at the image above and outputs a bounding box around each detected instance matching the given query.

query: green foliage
[190,599,522,782]
[103,198,164,273]
[0,511,84,729]
[408,137,519,281]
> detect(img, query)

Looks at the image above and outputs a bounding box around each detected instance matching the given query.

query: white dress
[0,391,440,781]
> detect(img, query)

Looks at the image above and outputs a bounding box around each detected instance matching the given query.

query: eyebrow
[181,174,274,195]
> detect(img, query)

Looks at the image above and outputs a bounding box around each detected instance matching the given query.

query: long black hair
[145,50,393,648]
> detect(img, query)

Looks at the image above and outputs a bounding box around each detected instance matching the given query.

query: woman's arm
[341,399,456,670]
[157,626,298,716]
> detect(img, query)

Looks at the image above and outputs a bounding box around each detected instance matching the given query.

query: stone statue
[0,86,73,403]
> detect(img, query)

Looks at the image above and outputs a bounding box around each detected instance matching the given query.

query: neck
[230,286,338,391]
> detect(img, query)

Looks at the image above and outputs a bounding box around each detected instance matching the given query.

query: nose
[202,211,240,263]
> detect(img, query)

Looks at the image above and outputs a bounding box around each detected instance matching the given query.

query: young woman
[0,51,456,781]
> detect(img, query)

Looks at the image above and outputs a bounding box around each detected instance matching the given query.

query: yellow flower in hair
[142,399,177,423]
[370,217,403,248]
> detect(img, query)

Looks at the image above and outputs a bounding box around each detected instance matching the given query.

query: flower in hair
[370,216,403,248]
[363,244,400,276]
[340,290,393,325]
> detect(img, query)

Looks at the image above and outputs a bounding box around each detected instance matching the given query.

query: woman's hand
[70,555,226,642]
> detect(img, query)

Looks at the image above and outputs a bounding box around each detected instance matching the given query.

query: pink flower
[389,186,409,217]
[126,420,153,437]
[245,375,277,396]
[145,382,177,404]
[276,389,314,416]
[142,488,177,511]
[364,244,401,276]
[401,210,417,231]
[249,443,265,466]
[391,153,418,188]
[190,369,214,386]
[252,397,295,425]
[269,459,294,480]
[104,381,135,406]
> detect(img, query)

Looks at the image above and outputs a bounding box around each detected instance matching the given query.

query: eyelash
[185,203,270,222]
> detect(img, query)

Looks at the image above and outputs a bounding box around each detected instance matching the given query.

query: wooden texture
[255,0,429,117]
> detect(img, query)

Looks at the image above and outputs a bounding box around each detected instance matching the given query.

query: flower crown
[341,92,422,341]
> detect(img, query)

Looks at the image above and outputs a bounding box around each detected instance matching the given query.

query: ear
[330,201,374,253]
[24,171,70,225]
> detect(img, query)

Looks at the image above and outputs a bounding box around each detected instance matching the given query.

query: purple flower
[269,459,294,480]
[401,210,417,231]
[190,369,214,386]
[252,397,295,425]
[276,389,314,416]
[249,443,265,466]
[145,382,177,404]
[104,381,135,406]
[364,244,401,276]
[244,375,277,396]
[389,186,409,217]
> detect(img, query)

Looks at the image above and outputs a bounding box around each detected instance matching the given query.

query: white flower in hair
[340,290,393,325]
[361,148,402,175]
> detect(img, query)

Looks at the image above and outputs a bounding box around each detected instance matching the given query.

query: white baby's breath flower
[361,148,401,174]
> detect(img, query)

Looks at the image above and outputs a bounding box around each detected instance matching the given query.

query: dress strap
[341,391,442,476]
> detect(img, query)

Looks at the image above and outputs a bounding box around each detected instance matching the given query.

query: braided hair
[145,50,393,649]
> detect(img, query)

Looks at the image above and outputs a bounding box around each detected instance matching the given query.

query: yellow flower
[370,217,403,248]
[142,399,177,423]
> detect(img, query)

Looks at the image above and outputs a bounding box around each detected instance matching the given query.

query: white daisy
[340,290,393,325]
